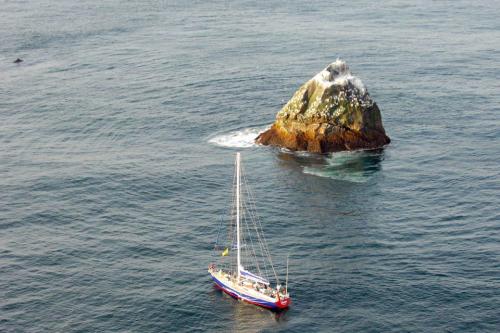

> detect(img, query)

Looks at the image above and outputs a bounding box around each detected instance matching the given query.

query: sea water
[1,0,499,332]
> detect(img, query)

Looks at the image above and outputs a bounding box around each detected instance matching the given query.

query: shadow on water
[209,286,289,331]
[275,148,385,183]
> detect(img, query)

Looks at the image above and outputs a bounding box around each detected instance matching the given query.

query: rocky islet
[256,59,390,153]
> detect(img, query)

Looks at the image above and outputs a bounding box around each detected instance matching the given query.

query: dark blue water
[1,0,499,332]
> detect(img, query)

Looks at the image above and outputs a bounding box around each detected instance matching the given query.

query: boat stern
[275,296,291,309]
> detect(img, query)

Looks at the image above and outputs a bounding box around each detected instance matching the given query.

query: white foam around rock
[209,126,269,148]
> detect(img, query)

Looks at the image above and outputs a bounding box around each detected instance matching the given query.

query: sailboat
[208,152,291,311]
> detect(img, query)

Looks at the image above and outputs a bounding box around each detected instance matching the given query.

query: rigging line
[239,163,268,279]
[246,201,268,277]
[240,163,264,277]
[216,158,237,261]
[241,205,246,263]
[242,168,272,281]
[245,183,271,258]
[241,165,274,283]
[241,165,280,285]
[241,170,268,274]
[253,203,280,285]
[223,200,233,269]
[223,160,238,272]
[241,171,270,270]
[244,204,264,277]
[241,206,258,273]
[241,191,264,277]
[228,163,237,241]
[219,160,237,247]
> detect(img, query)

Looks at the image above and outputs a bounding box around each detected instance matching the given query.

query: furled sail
[240,267,270,285]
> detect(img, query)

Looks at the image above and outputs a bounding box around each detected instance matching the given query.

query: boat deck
[209,267,290,310]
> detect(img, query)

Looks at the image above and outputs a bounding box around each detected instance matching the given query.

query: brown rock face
[256,60,390,153]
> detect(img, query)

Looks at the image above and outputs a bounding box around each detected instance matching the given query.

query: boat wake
[208,126,269,148]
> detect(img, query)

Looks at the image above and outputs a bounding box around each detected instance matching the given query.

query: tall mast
[236,152,241,279]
